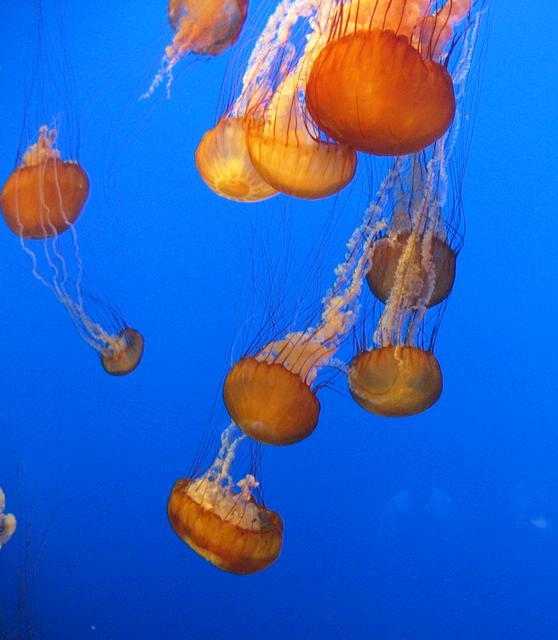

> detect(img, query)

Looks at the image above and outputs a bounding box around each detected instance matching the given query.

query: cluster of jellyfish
[163,0,486,574]
[0,0,486,575]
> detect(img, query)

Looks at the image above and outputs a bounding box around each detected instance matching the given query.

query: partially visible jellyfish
[347,9,482,416]
[195,116,278,202]
[0,126,89,239]
[0,488,17,550]
[306,0,476,155]
[0,126,144,377]
[146,0,249,97]
[168,424,283,574]
[196,0,357,201]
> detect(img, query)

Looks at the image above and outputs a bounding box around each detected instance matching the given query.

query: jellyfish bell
[245,114,357,200]
[195,116,278,202]
[306,30,455,156]
[305,0,473,155]
[168,426,283,574]
[223,355,320,446]
[100,328,144,376]
[348,345,442,417]
[0,126,89,239]
[366,231,456,308]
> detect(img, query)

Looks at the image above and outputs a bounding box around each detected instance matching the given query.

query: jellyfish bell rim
[100,327,145,377]
[348,345,443,418]
[223,356,321,446]
[167,477,283,575]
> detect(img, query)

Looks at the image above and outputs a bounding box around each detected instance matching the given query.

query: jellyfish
[195,116,278,202]
[305,0,475,155]
[145,0,249,97]
[168,424,283,574]
[0,126,89,239]
[196,0,357,201]
[347,9,482,417]
[1,126,144,376]
[0,489,17,550]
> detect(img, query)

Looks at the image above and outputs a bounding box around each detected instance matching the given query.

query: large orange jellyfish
[0,126,89,239]
[146,0,249,97]
[0,488,17,550]
[306,0,474,155]
[168,425,283,574]
[195,0,357,201]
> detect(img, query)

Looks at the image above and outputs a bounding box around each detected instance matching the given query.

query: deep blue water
[0,2,557,639]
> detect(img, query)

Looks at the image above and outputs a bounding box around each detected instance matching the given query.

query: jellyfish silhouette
[168,425,283,573]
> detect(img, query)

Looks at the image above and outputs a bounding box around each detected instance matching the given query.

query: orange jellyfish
[0,126,89,239]
[0,488,17,550]
[306,0,474,155]
[100,328,145,376]
[196,0,356,201]
[168,425,283,574]
[146,0,249,97]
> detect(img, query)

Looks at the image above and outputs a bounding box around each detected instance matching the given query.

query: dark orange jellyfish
[146,0,249,97]
[0,126,89,239]
[168,426,283,574]
[100,328,145,376]
[305,0,473,155]
[366,231,456,308]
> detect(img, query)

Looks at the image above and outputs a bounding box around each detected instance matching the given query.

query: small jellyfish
[0,126,89,238]
[146,0,249,97]
[100,328,144,376]
[0,488,17,550]
[305,0,474,155]
[168,425,283,574]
